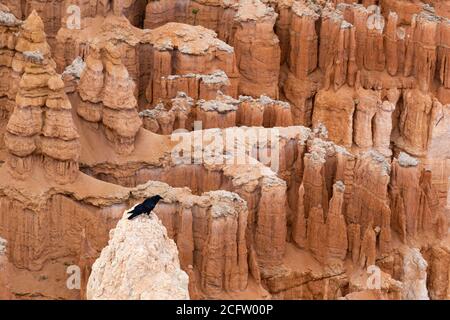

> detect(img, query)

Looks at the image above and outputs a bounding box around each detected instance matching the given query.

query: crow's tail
[128,211,142,220]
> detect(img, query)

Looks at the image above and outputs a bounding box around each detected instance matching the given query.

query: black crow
[127,195,163,220]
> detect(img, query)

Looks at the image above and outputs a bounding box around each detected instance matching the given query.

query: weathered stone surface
[0,238,12,299]
[87,211,190,300]
[400,247,429,300]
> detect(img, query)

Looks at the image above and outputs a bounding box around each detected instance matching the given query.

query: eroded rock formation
[77,43,141,155]
[232,0,281,98]
[4,13,80,183]
[87,210,190,300]
[140,91,294,133]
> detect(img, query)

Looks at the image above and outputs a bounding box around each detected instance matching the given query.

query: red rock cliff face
[144,22,239,106]
[54,15,240,109]
[1,0,148,45]
[276,2,448,161]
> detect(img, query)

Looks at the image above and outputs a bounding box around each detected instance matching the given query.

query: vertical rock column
[196,192,249,297]
[373,100,395,157]
[301,150,329,217]
[437,19,450,103]
[4,10,80,182]
[4,53,49,178]
[232,0,280,98]
[196,99,238,129]
[384,11,399,76]
[171,92,194,130]
[293,142,329,250]
[77,43,142,155]
[254,175,287,267]
[261,96,293,127]
[424,246,450,300]
[347,151,392,262]
[102,43,142,155]
[5,46,80,183]
[398,88,434,155]
[275,0,293,65]
[334,20,355,89]
[363,6,385,72]
[236,96,264,126]
[293,140,352,264]
[0,9,21,118]
[413,10,439,92]
[77,46,104,123]
[324,181,348,262]
[353,85,382,151]
[12,10,52,100]
[42,75,80,184]
[283,0,320,126]
[318,3,342,74]
[390,152,448,242]
[319,4,353,89]
[289,1,320,82]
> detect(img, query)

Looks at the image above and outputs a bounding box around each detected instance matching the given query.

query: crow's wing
[127,203,144,215]
[128,210,144,220]
[143,202,158,213]
[143,197,158,207]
